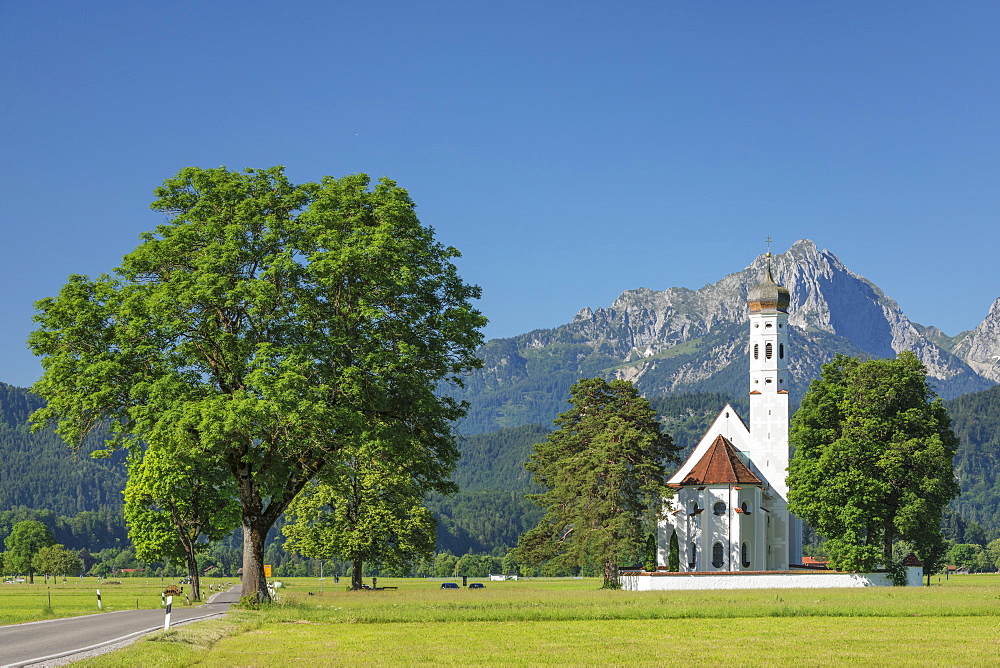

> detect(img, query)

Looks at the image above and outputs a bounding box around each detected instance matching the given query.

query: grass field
[0,577,234,626]
[62,574,1000,666]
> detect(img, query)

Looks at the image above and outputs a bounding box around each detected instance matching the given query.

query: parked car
[468,582,485,589]
[440,582,460,589]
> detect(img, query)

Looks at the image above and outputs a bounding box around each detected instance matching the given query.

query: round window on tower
[713,502,726,516]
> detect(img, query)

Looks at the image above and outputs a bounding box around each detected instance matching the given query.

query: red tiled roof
[902,553,924,567]
[679,435,762,486]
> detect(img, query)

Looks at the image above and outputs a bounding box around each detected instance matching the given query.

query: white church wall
[705,488,730,570]
[620,567,924,591]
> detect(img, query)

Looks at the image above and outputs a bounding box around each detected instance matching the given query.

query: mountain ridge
[455,239,997,434]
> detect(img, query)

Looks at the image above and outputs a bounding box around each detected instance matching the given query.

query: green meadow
[0,577,234,626]
[66,575,1000,666]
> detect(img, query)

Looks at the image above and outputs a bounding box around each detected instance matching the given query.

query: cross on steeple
[765,236,773,257]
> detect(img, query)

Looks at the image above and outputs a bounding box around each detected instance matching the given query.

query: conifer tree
[668,529,680,572]
[513,378,680,588]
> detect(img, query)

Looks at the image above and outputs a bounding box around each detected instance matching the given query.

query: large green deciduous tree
[124,446,240,600]
[282,434,442,590]
[513,378,680,588]
[787,352,961,573]
[4,520,55,583]
[29,166,485,602]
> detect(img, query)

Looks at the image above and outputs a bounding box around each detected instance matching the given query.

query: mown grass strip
[79,616,1000,666]
[75,575,1000,666]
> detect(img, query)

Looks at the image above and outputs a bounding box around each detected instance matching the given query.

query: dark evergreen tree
[643,532,657,572]
[668,528,680,572]
[513,378,680,588]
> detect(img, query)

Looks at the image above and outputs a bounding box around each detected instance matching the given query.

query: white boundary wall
[620,567,922,590]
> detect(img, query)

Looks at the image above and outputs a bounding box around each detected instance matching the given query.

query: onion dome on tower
[748,253,790,313]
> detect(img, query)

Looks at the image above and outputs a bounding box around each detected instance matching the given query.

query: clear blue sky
[3,1,999,388]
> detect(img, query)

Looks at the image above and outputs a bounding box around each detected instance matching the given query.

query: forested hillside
[0,383,126,514]
[946,384,1000,541]
[430,424,549,555]
[432,393,745,555]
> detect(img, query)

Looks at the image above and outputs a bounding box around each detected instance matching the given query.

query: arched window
[753,343,759,359]
[712,542,724,568]
[689,544,697,569]
[741,501,750,515]
[741,542,751,568]
[765,342,773,359]
[713,501,726,516]
[779,343,784,359]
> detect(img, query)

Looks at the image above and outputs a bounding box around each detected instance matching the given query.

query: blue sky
[3,1,999,388]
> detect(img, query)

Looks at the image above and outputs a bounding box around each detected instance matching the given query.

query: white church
[625,255,922,588]
[658,255,802,573]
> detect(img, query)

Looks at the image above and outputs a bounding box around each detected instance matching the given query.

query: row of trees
[949,540,1000,573]
[2,521,81,582]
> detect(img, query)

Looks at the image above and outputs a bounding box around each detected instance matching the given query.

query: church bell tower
[747,248,801,569]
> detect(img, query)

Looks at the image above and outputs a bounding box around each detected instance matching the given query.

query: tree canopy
[29,166,485,601]
[513,378,680,588]
[3,520,55,583]
[787,352,960,572]
[32,544,83,578]
[282,434,441,589]
[124,446,240,600]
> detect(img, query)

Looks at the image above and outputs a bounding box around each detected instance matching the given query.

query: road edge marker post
[97,589,102,610]
[164,595,173,630]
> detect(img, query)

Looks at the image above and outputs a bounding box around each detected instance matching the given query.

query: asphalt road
[0,586,241,667]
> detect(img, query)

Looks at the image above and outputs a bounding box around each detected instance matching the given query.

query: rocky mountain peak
[455,240,996,434]
[952,297,1000,382]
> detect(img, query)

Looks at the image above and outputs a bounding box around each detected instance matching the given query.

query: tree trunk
[241,520,269,603]
[232,447,317,604]
[883,524,894,567]
[351,559,364,590]
[235,455,272,604]
[602,560,619,589]
[185,547,201,602]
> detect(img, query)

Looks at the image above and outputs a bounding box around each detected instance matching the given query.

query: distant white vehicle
[489,574,518,581]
